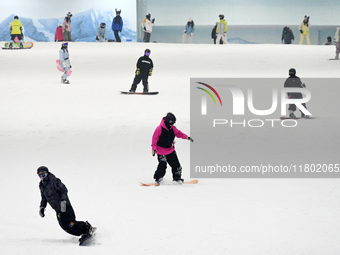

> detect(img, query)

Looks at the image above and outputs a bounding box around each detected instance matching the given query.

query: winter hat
[188,17,193,22]
[146,13,151,18]
[58,24,62,27]
[165,112,176,125]
[37,166,49,174]
[116,8,121,14]
[289,68,296,76]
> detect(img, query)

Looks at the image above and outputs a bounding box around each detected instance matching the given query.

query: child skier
[59,42,72,84]
[151,113,194,185]
[37,166,94,243]
[129,49,153,93]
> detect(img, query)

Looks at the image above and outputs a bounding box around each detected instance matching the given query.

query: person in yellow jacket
[9,16,23,48]
[216,14,228,44]
[299,15,310,45]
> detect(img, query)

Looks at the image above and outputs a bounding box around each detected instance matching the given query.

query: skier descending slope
[59,42,72,84]
[151,113,194,185]
[37,166,94,244]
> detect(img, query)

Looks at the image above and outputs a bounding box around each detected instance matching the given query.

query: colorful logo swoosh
[196,82,223,106]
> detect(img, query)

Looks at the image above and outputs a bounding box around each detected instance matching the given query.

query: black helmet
[165,112,176,125]
[327,36,332,42]
[219,14,224,20]
[146,13,151,18]
[289,68,296,76]
[14,15,19,19]
[116,8,121,14]
[100,22,106,28]
[145,48,151,56]
[37,166,49,174]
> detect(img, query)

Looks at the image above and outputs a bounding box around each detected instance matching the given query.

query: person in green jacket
[216,14,228,44]
[9,16,23,48]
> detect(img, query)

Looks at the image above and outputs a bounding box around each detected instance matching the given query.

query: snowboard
[121,91,159,95]
[329,58,340,60]
[280,116,317,120]
[79,227,96,246]
[141,179,198,186]
[2,42,34,50]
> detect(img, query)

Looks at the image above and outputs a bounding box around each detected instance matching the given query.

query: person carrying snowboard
[37,166,94,243]
[59,42,72,84]
[151,113,194,185]
[284,68,309,118]
[9,16,23,48]
[129,49,153,93]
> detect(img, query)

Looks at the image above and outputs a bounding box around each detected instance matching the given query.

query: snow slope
[0,42,339,255]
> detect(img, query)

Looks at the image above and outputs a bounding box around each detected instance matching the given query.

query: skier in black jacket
[37,166,93,241]
[129,49,153,93]
[284,68,309,118]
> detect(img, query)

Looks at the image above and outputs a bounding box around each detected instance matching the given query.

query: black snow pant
[153,151,182,181]
[130,74,149,92]
[288,93,307,116]
[114,30,121,42]
[56,204,88,236]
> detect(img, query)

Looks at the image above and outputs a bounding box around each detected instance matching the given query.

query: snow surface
[0,42,339,255]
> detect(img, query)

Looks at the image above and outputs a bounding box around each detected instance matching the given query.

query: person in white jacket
[59,42,71,84]
[334,25,340,59]
[142,13,155,42]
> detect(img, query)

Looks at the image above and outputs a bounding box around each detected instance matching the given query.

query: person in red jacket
[151,113,193,185]
[55,24,64,42]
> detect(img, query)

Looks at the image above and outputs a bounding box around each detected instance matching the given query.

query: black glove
[39,207,45,218]
[301,83,306,88]
[152,18,155,23]
[69,65,72,68]
[300,30,303,34]
[143,27,146,32]
[187,137,194,142]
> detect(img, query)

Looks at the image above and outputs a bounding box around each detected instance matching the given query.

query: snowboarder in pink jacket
[151,113,194,184]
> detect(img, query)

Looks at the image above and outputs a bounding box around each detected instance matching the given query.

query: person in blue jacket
[112,9,123,42]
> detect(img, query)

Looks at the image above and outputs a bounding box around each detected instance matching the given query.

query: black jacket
[39,173,71,212]
[284,76,303,98]
[282,27,295,44]
[136,55,153,75]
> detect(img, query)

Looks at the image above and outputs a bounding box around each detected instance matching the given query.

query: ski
[141,179,198,186]
[79,227,96,246]
[121,91,159,95]
[280,116,317,120]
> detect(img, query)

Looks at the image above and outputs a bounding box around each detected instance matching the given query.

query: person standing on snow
[96,22,108,42]
[142,13,155,42]
[112,9,123,42]
[334,25,340,59]
[284,68,309,118]
[55,24,64,42]
[182,18,195,43]
[62,12,72,42]
[129,49,153,93]
[37,166,94,243]
[9,16,23,48]
[151,113,194,185]
[281,26,295,44]
[59,42,72,84]
[299,15,310,45]
[216,14,228,44]
[324,36,333,45]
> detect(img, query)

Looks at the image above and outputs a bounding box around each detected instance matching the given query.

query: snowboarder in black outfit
[281,26,295,44]
[129,49,153,93]
[284,68,309,118]
[37,166,93,241]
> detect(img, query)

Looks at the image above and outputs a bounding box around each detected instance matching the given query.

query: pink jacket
[151,117,188,155]
[55,26,64,41]
[62,19,72,32]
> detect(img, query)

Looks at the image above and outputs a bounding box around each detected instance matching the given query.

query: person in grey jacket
[38,166,93,240]
[96,22,107,42]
